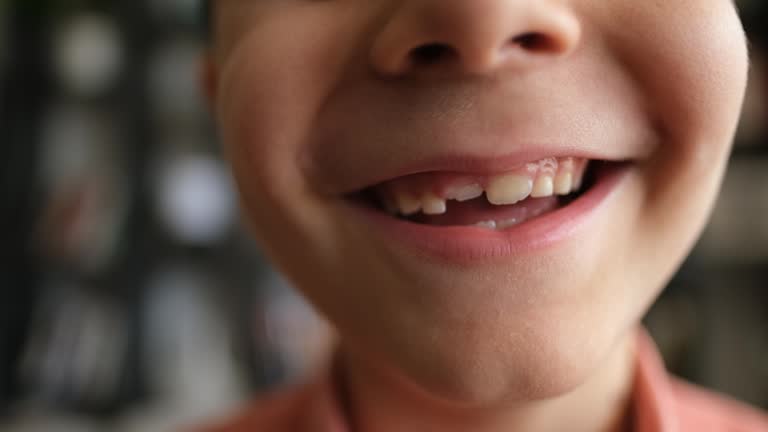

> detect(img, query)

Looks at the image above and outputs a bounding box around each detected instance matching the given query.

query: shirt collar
[632,329,680,432]
[309,328,680,432]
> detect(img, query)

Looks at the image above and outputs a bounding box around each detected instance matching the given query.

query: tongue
[413,196,560,227]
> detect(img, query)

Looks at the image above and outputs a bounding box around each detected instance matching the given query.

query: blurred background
[0,0,767,430]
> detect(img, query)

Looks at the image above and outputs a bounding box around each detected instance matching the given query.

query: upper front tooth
[554,172,573,195]
[422,194,447,215]
[531,175,555,198]
[397,194,422,215]
[446,184,484,202]
[486,175,533,205]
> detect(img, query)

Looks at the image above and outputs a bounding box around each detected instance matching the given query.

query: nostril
[512,32,556,52]
[410,43,457,66]
[410,33,562,69]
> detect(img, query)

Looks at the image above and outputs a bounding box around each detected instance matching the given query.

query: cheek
[602,3,748,223]
[602,3,749,313]
[609,3,748,168]
[647,11,747,223]
[214,9,357,231]
[212,7,390,296]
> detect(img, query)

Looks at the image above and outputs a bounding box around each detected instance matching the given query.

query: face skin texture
[204,1,749,431]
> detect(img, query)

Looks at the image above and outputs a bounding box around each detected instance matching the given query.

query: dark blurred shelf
[2,0,768,427]
[733,141,768,159]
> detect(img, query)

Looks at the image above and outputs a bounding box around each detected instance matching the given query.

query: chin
[376,317,627,405]
[334,269,639,406]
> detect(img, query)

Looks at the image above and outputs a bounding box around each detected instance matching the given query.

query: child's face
[209,1,748,401]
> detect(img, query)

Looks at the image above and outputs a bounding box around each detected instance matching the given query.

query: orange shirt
[199,330,768,432]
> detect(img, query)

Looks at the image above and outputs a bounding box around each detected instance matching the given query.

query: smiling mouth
[350,157,620,230]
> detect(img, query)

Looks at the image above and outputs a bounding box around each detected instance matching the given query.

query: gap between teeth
[383,157,586,216]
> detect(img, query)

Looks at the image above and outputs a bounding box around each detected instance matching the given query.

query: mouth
[342,156,632,262]
[347,157,623,231]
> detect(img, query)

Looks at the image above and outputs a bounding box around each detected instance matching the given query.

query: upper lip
[310,74,652,197]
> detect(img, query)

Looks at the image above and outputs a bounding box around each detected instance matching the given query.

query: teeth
[396,194,422,215]
[554,172,573,195]
[473,218,521,230]
[474,220,497,229]
[422,194,447,215]
[573,176,582,191]
[382,157,589,216]
[486,175,533,205]
[573,169,584,191]
[497,218,520,230]
[531,175,555,198]
[446,184,484,202]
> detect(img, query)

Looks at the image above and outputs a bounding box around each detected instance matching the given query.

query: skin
[204,1,749,431]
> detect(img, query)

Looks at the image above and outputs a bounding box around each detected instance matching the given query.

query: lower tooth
[497,218,520,230]
[474,220,497,229]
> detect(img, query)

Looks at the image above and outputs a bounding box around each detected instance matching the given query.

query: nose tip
[370,1,582,77]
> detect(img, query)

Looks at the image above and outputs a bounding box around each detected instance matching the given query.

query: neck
[337,333,637,432]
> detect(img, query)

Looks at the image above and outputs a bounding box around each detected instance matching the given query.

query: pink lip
[344,162,631,265]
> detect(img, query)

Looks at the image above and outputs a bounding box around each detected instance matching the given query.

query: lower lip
[346,163,632,264]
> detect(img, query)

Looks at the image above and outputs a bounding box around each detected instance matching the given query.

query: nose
[370,0,582,77]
